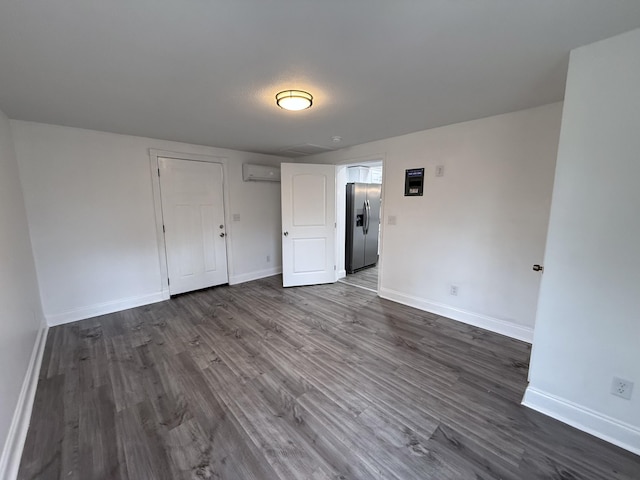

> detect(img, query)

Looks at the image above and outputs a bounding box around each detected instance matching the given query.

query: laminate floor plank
[426,424,519,480]
[339,265,379,291]
[203,364,334,480]
[298,388,444,480]
[161,418,244,480]
[78,384,122,479]
[19,276,640,479]
[258,376,383,480]
[58,369,81,480]
[18,375,65,480]
[105,334,149,412]
[43,324,81,379]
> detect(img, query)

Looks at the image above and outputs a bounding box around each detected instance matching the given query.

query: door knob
[283,231,289,236]
[219,232,225,238]
[533,264,544,272]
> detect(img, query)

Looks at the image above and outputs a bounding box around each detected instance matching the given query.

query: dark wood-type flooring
[339,264,378,292]
[19,276,640,479]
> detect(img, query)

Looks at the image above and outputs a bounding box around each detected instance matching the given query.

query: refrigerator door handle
[364,199,371,234]
[362,200,368,234]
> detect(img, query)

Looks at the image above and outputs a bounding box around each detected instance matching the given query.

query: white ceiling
[1,1,639,157]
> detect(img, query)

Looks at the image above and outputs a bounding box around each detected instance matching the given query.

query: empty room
[1,2,639,479]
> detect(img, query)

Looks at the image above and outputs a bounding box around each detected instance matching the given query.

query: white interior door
[281,163,336,287]
[159,157,228,294]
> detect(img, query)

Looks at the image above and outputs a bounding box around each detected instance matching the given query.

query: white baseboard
[46,269,284,326]
[0,326,48,480]
[229,266,282,286]
[337,269,347,280]
[523,386,640,456]
[46,292,165,326]
[378,287,534,343]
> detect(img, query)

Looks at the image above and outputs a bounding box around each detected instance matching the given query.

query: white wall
[0,110,44,476]
[304,103,563,342]
[524,29,640,454]
[11,121,284,325]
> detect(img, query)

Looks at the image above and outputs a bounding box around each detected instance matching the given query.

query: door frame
[334,153,386,292]
[149,149,233,299]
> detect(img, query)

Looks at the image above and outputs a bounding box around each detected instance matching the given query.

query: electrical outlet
[232,213,241,222]
[450,285,459,296]
[611,377,634,400]
[435,165,445,177]
[266,255,271,263]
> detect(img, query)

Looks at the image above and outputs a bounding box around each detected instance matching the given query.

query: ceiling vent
[279,144,335,158]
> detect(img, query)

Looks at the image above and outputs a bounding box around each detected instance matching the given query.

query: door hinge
[162,224,165,233]
[157,168,160,176]
[334,265,336,270]
[167,278,170,286]
[335,222,337,228]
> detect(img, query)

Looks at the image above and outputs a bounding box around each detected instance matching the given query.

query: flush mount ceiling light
[275,90,313,111]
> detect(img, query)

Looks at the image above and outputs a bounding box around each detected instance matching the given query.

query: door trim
[149,149,233,299]
[334,153,386,291]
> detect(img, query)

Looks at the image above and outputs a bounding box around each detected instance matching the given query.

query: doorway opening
[336,160,383,293]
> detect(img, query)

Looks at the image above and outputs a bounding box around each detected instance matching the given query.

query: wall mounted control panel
[404,168,424,196]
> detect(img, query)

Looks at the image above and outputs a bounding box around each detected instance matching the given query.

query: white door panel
[293,238,327,272]
[292,174,327,225]
[281,163,336,287]
[159,158,228,294]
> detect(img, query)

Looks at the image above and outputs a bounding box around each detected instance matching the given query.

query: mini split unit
[242,164,281,182]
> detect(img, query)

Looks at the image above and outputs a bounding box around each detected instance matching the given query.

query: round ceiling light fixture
[275,90,313,111]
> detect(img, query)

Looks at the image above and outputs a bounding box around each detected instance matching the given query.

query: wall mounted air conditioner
[242,164,281,182]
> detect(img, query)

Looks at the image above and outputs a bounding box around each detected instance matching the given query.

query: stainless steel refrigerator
[346,182,381,273]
